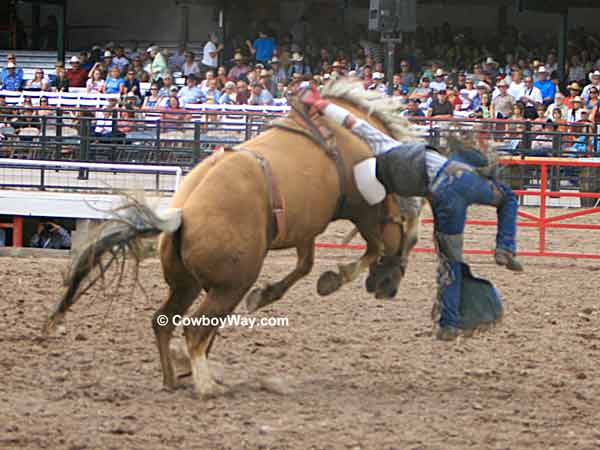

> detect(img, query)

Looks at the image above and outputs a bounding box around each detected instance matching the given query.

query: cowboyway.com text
[156,314,288,330]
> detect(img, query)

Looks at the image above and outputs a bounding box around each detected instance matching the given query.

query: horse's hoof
[194,380,226,399]
[317,271,343,296]
[245,287,264,314]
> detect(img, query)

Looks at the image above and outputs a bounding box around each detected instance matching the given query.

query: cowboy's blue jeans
[429,162,518,328]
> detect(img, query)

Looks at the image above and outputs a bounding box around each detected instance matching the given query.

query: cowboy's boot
[494,248,524,272]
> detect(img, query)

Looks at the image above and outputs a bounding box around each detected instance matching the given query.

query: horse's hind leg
[152,284,201,390]
[184,285,250,397]
[246,240,315,313]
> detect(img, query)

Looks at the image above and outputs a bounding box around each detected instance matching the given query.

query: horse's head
[318,79,425,298]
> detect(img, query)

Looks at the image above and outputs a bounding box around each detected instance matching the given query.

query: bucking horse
[43,79,424,397]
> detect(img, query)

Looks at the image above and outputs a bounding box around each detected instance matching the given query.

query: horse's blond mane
[321,78,420,143]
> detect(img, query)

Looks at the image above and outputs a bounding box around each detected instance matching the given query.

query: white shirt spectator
[202,41,218,68]
[182,61,200,77]
[430,80,446,93]
[519,85,543,107]
[508,81,525,100]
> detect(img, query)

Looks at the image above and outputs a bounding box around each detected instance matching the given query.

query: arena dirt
[1,206,600,450]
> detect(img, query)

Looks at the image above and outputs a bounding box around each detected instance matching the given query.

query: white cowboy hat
[103,50,112,58]
[291,52,304,62]
[485,57,498,66]
[589,70,600,82]
[537,66,548,73]
[434,68,446,77]
[372,72,384,80]
[70,56,80,63]
[353,158,386,206]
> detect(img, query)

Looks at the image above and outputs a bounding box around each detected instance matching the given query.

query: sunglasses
[150,88,158,91]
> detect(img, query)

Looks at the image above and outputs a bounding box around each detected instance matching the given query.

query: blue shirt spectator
[105,67,125,94]
[534,67,556,106]
[248,83,274,106]
[248,32,276,63]
[178,76,205,106]
[1,64,23,91]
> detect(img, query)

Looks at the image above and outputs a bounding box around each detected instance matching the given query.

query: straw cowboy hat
[233,53,244,61]
[567,82,581,91]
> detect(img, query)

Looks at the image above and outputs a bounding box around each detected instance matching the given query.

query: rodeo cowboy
[301,88,523,341]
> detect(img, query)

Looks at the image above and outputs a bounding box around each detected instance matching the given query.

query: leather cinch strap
[224,147,286,244]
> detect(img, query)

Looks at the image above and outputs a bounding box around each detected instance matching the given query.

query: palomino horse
[44,80,423,396]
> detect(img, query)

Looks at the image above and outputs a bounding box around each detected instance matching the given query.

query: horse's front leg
[317,219,384,296]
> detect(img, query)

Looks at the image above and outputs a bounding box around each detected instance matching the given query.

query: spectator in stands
[112,47,129,75]
[219,81,238,104]
[30,220,71,249]
[105,66,125,95]
[1,62,23,91]
[25,69,50,91]
[216,66,228,90]
[2,54,24,82]
[409,77,432,102]
[117,93,138,134]
[288,53,311,78]
[142,83,161,109]
[169,45,187,73]
[158,74,175,98]
[545,93,569,120]
[66,56,88,88]
[270,57,286,85]
[181,52,200,78]
[36,96,52,120]
[86,68,106,93]
[518,76,543,119]
[564,82,581,108]
[508,68,524,99]
[228,53,251,82]
[236,80,250,104]
[93,97,123,140]
[131,58,149,82]
[148,46,169,82]
[161,97,187,132]
[123,69,141,101]
[567,96,586,122]
[275,81,287,98]
[203,79,221,104]
[530,120,558,154]
[79,51,93,72]
[246,30,276,64]
[401,98,425,117]
[490,80,515,118]
[586,86,599,111]
[534,66,555,106]
[103,50,117,73]
[199,70,213,91]
[202,33,224,72]
[474,91,491,119]
[399,60,416,87]
[259,69,277,96]
[583,70,600,102]
[248,81,273,105]
[427,90,453,117]
[430,69,447,93]
[51,66,69,92]
[178,75,204,106]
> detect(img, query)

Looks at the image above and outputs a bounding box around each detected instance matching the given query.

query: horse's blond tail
[42,196,182,335]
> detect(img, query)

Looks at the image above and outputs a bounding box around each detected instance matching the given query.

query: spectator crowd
[1,22,600,153]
